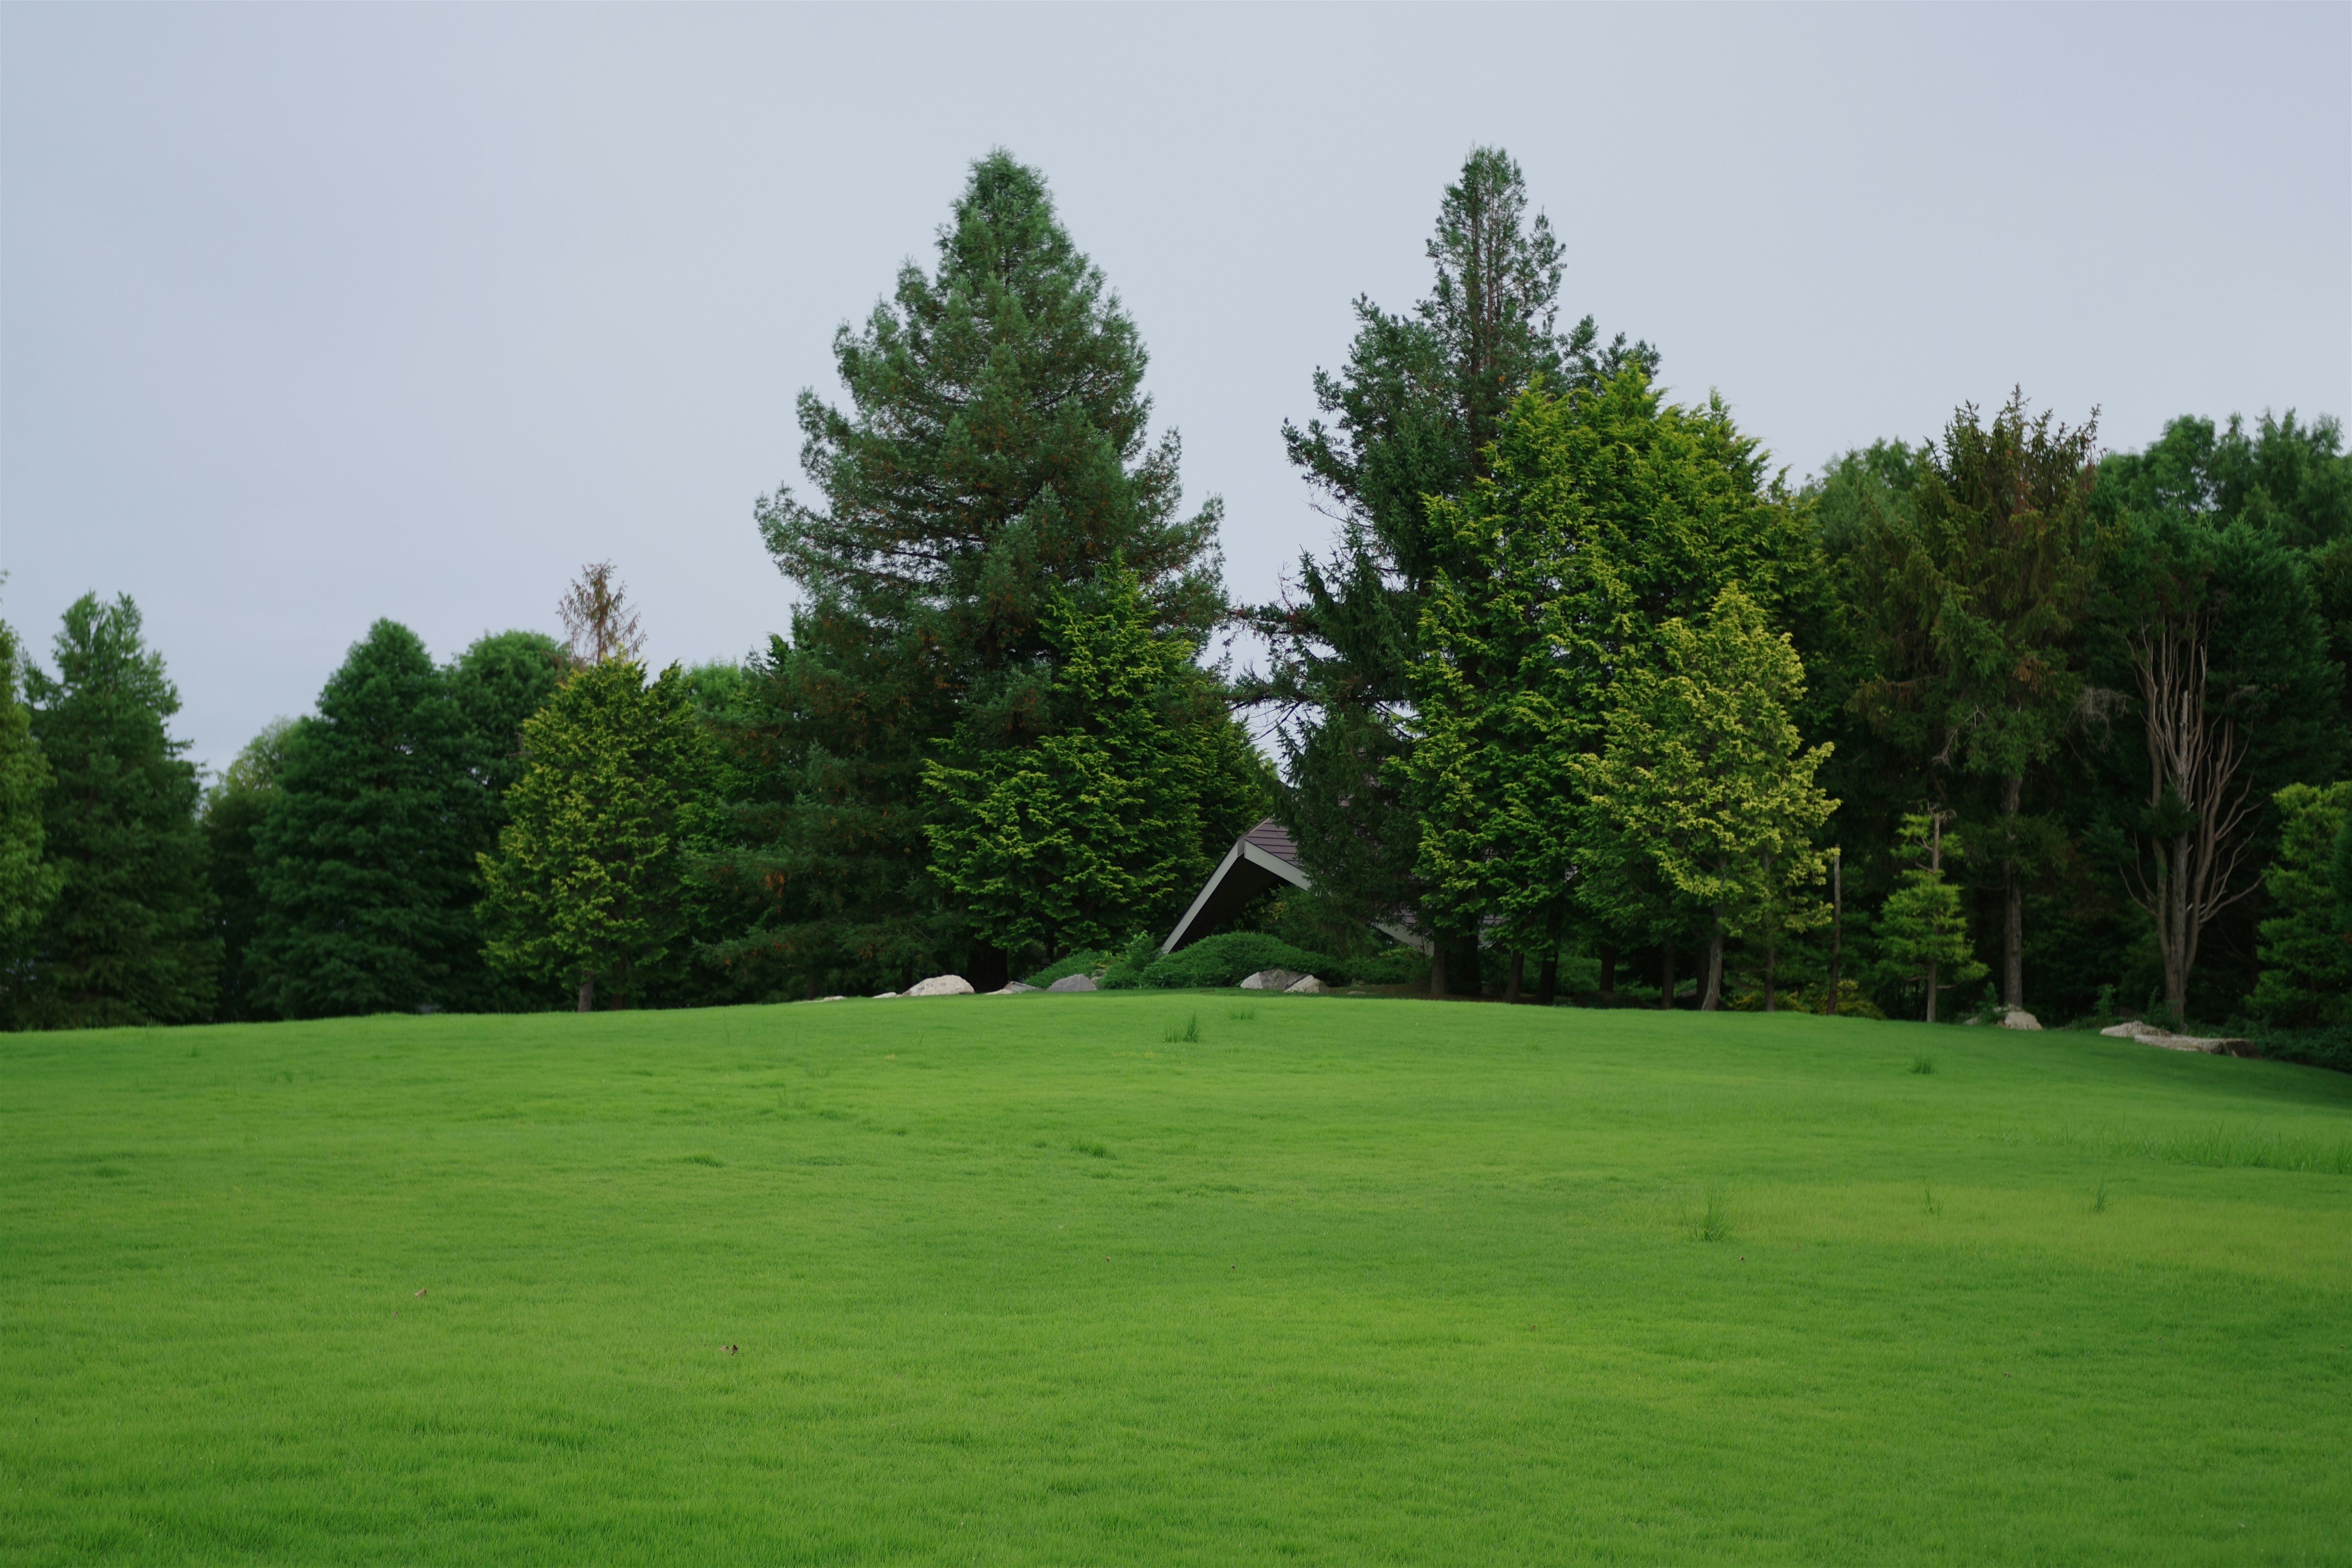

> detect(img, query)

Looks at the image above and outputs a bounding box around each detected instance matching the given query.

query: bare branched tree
[2122,607,2257,1021]
[558,561,646,668]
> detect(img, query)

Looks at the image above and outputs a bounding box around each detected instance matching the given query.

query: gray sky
[5,3,2346,775]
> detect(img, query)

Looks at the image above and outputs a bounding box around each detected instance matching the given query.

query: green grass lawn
[5,995,2350,1565]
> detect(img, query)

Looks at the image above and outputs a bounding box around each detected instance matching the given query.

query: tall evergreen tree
[9,594,214,1028]
[1849,392,2103,1012]
[726,150,1228,994]
[1253,147,1654,982]
[248,621,486,1018]
[479,660,714,1010]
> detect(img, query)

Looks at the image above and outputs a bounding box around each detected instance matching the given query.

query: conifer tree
[1878,811,1986,1022]
[11,594,214,1028]
[1851,393,2102,1012]
[1256,148,1653,983]
[479,660,714,1010]
[248,622,487,1018]
[729,151,1227,993]
[925,569,1263,960]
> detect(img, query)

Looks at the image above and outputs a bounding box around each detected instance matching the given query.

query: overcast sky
[4,3,2346,775]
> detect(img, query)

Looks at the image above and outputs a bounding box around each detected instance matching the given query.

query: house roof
[1159,818,1430,957]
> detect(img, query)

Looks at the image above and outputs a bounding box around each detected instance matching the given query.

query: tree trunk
[1599,945,1617,1000]
[576,974,594,1013]
[1428,942,1448,1000]
[1660,943,1676,1010]
[1764,933,1776,1012]
[1505,950,1524,1005]
[1925,955,1939,1024]
[1535,902,1562,1006]
[1828,849,1843,1012]
[1701,907,1724,1011]
[969,942,1009,994]
[2002,773,2024,1008]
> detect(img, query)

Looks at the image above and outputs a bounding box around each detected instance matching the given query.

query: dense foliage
[3,147,2345,1048]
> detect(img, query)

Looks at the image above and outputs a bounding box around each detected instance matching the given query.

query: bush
[1023,950,1108,988]
[1099,933,1161,990]
[1347,946,1428,986]
[1143,931,1347,989]
[2233,1020,2352,1075]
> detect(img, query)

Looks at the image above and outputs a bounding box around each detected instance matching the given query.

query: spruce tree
[248,621,485,1018]
[1254,147,1653,983]
[730,150,1227,993]
[11,594,215,1028]
[2248,782,2352,1026]
[478,660,714,1010]
[1878,812,1986,1023]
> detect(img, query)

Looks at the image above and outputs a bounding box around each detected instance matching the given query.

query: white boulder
[1046,974,1098,992]
[1240,969,1306,991]
[903,974,975,997]
[1999,1009,2042,1031]
[871,991,899,999]
[1283,974,1327,994]
[2100,1020,2251,1056]
[988,982,1039,994]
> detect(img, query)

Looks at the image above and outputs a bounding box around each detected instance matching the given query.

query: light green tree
[925,569,1264,962]
[478,659,714,1011]
[1878,811,1986,1022]
[1576,588,1837,1011]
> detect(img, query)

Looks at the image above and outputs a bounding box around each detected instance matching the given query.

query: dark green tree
[2247,782,2352,1026]
[1253,147,1653,985]
[0,610,63,964]
[201,718,294,1020]
[479,660,715,1010]
[727,150,1227,994]
[9,594,214,1028]
[1849,392,2103,1012]
[248,621,486,1018]
[448,629,567,803]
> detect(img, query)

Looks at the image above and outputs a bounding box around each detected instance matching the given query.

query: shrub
[1347,947,1428,986]
[1143,931,1347,989]
[1023,950,1108,988]
[1099,933,1162,990]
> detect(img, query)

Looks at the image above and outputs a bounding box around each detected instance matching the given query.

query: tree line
[2,148,2346,1053]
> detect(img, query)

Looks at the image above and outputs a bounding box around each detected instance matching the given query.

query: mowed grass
[5,997,2351,1565]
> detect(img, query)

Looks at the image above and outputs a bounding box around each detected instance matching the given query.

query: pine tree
[925,569,1263,961]
[478,660,714,1010]
[0,612,62,963]
[1878,812,1987,1023]
[1255,148,1653,985]
[729,151,1226,994]
[10,594,215,1028]
[248,621,488,1018]
[1575,589,1838,1012]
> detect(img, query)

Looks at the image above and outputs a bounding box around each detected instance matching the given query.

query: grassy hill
[5,994,2349,1564]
